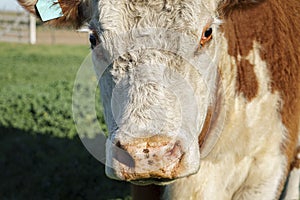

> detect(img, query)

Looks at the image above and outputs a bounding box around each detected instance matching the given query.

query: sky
[0,0,24,11]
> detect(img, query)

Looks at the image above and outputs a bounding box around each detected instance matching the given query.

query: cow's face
[91,0,221,184]
[18,0,261,185]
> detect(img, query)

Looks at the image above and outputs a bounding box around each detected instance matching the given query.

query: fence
[0,11,89,45]
[0,11,36,44]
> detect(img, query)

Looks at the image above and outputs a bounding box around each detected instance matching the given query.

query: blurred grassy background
[0,42,131,199]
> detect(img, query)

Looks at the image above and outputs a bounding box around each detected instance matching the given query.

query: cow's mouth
[131,178,176,186]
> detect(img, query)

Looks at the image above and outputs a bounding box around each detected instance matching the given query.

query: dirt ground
[36,27,89,45]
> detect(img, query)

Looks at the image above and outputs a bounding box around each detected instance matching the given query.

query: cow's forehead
[95,0,218,34]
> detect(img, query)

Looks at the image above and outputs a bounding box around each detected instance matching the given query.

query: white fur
[164,40,287,199]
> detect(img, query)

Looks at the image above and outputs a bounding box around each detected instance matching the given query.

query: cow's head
[19,0,263,185]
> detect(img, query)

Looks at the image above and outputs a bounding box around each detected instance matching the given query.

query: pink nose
[108,136,184,182]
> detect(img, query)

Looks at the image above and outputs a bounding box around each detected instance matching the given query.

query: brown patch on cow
[52,0,91,28]
[218,0,266,18]
[17,0,37,14]
[219,0,300,197]
[17,0,91,28]
[236,59,258,101]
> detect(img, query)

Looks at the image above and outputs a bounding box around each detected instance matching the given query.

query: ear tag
[36,0,64,22]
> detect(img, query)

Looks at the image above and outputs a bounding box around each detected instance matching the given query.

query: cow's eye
[89,34,97,46]
[204,28,212,38]
[200,27,213,47]
[89,31,100,49]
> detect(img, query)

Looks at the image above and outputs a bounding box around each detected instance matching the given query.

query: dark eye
[89,34,97,49]
[199,27,213,48]
[204,27,212,38]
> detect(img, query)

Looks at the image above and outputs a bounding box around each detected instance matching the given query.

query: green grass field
[0,42,131,199]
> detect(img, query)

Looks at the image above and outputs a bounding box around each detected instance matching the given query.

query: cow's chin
[105,130,201,185]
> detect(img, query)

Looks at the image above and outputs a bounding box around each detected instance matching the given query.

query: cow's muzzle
[105,134,200,185]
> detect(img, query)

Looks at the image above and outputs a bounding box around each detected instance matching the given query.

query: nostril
[116,140,122,148]
[113,141,135,168]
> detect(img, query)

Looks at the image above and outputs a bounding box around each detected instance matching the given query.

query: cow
[18,0,300,199]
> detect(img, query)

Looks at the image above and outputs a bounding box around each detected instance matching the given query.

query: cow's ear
[218,0,265,17]
[17,0,92,28]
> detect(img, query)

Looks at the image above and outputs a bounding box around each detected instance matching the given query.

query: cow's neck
[163,32,288,200]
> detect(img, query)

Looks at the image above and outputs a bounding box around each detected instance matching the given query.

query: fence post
[29,14,36,44]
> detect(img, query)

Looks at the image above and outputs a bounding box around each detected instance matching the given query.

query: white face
[90,0,221,184]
